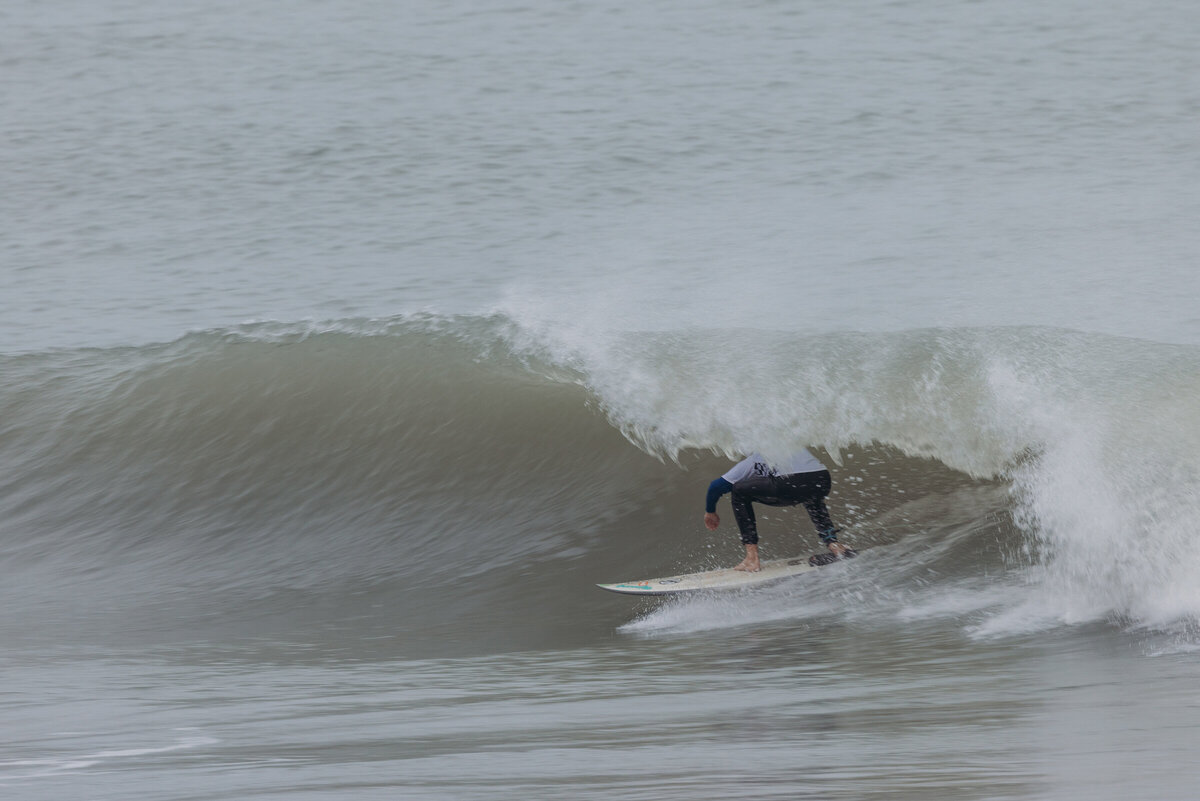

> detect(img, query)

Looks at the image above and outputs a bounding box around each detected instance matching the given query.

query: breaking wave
[1,313,1197,654]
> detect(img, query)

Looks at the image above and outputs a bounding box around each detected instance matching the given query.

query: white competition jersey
[721,449,826,484]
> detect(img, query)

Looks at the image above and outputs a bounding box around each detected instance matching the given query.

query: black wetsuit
[706,453,838,546]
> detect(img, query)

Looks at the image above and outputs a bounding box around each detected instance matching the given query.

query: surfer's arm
[705,477,733,513]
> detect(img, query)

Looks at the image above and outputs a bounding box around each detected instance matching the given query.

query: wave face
[2,315,1198,654]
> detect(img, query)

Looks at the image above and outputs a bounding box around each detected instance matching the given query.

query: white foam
[514,320,1200,638]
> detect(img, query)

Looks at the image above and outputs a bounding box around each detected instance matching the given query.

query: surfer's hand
[704,512,720,531]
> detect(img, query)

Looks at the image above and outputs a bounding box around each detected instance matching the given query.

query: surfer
[704,450,849,572]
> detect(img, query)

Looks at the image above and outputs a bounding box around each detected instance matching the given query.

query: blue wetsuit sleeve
[706,477,733,513]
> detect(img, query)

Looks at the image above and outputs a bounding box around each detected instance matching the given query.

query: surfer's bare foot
[827,542,850,558]
[733,544,761,572]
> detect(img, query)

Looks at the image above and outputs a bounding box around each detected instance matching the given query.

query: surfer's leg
[730,476,782,572]
[729,490,759,545]
[729,474,785,545]
[805,498,849,555]
[728,491,761,570]
[729,494,765,571]
[780,471,844,551]
[802,496,835,538]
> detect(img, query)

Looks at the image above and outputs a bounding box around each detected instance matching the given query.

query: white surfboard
[597,550,858,596]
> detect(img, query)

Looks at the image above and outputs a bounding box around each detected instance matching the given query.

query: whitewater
[3,0,1200,799]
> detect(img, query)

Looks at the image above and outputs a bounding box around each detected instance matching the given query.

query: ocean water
[3,0,1200,798]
